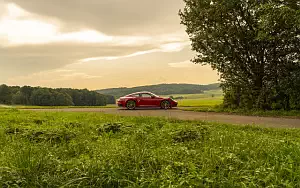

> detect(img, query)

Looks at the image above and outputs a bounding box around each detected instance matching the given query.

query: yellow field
[178,97,223,107]
[162,90,224,107]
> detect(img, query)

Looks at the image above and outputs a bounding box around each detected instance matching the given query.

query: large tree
[180,0,300,110]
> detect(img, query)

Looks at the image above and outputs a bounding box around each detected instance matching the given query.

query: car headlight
[171,99,177,103]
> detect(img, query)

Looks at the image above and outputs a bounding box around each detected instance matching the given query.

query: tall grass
[1,109,300,187]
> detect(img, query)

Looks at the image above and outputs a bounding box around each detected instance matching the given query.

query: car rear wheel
[161,100,170,109]
[126,100,136,110]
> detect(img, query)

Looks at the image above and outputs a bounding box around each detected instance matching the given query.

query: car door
[130,94,142,106]
[139,93,154,106]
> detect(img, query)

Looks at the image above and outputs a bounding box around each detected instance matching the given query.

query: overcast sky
[0,0,219,89]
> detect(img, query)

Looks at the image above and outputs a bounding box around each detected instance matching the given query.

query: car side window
[141,93,152,98]
[131,94,140,97]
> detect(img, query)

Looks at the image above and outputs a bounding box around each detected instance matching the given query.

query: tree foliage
[180,0,300,110]
[0,85,12,104]
[0,84,115,106]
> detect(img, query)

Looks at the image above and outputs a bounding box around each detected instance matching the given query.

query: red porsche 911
[117,91,178,110]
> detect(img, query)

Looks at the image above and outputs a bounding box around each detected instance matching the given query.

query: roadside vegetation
[1,109,300,187]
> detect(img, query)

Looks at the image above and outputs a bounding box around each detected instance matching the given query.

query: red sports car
[117,91,178,110]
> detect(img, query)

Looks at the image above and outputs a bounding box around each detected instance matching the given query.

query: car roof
[126,91,155,96]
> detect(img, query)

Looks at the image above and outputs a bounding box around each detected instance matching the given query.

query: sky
[0,0,219,90]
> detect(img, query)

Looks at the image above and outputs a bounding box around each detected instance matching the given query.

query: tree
[0,84,12,104]
[20,86,34,105]
[12,91,27,105]
[30,88,52,106]
[180,0,300,110]
[51,91,74,106]
[105,95,116,104]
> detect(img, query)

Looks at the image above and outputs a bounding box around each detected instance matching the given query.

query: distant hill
[97,83,220,98]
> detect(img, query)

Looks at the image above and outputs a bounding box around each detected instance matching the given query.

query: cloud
[6,0,185,36]
[0,2,191,79]
[0,42,160,81]
[0,0,220,89]
[61,72,102,80]
[0,3,155,46]
[169,60,195,68]
[5,46,219,90]
[7,68,103,87]
[80,41,190,63]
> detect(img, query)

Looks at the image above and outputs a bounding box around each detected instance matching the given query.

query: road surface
[26,108,300,128]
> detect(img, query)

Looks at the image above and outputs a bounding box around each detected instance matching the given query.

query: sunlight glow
[6,3,27,18]
[160,42,186,52]
[0,3,120,45]
[56,30,113,43]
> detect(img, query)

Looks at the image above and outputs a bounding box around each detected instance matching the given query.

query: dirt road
[26,108,300,128]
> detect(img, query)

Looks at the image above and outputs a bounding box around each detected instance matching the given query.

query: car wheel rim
[127,101,135,109]
[162,101,170,109]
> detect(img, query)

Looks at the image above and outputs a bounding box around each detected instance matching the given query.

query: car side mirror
[151,96,156,99]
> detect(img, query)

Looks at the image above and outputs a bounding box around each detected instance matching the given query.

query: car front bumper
[117,101,125,107]
[171,101,178,107]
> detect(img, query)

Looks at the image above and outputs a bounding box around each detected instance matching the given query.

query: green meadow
[1,109,300,187]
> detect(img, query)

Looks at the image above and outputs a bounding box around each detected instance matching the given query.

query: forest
[0,84,115,106]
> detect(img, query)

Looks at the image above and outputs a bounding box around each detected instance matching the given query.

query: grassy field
[1,109,300,187]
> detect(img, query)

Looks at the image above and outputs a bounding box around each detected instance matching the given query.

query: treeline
[0,84,115,106]
[97,83,220,98]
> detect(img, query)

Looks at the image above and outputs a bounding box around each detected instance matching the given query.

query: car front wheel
[161,100,170,109]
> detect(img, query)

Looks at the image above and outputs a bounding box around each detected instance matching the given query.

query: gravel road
[26,108,300,128]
